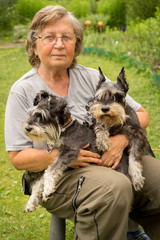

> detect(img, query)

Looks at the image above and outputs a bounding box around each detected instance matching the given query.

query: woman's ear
[34,47,38,57]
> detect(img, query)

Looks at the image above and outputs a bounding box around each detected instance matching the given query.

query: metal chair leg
[49,214,65,240]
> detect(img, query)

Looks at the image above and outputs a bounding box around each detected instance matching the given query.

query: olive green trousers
[41,155,160,240]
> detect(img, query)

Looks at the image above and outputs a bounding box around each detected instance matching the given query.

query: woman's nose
[54,37,64,47]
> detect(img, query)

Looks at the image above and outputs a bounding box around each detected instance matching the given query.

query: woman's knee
[76,166,133,210]
[108,171,133,208]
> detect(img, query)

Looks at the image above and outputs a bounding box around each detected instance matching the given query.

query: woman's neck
[38,65,70,96]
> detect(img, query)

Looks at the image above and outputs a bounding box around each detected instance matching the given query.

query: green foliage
[126,0,160,21]
[126,9,160,71]
[97,0,126,28]
[84,7,160,73]
[97,0,110,14]
[107,0,126,28]
[15,0,48,23]
[0,0,18,30]
[14,0,91,22]
[64,0,90,18]
[1,0,160,32]
[89,0,97,14]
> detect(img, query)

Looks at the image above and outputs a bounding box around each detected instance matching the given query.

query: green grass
[0,47,159,239]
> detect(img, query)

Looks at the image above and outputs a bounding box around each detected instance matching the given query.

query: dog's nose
[101,107,110,113]
[25,127,32,132]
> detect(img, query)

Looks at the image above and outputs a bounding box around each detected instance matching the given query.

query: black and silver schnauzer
[89,67,154,191]
[23,91,97,212]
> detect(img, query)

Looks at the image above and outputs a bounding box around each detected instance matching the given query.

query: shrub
[66,0,90,18]
[107,0,126,28]
[126,0,160,21]
[89,0,98,14]
[0,0,17,30]
[15,0,48,23]
[126,7,160,71]
[14,0,90,21]
[97,0,110,14]
[83,7,160,73]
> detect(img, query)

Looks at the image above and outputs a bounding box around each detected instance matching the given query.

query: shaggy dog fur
[89,67,154,191]
[23,91,97,212]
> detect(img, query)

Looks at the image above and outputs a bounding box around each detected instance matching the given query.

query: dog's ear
[49,97,70,126]
[117,67,129,93]
[33,91,49,106]
[96,67,106,90]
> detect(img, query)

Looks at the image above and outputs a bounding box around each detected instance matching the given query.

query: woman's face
[34,17,76,70]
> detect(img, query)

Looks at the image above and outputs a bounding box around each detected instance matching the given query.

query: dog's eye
[115,93,124,102]
[110,95,115,101]
[35,112,42,120]
[107,93,115,101]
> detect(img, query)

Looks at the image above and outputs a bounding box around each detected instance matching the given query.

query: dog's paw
[128,160,145,191]
[96,139,110,152]
[24,204,37,213]
[42,190,55,202]
[132,176,145,191]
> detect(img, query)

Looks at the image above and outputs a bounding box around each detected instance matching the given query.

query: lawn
[0,46,159,240]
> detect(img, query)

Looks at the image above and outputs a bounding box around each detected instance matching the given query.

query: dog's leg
[42,160,70,202]
[95,123,110,152]
[24,176,44,212]
[43,147,78,201]
[42,162,59,202]
[128,145,145,191]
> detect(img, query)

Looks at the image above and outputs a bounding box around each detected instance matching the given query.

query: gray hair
[26,5,83,68]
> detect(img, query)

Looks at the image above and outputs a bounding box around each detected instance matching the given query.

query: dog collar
[46,143,54,154]
[62,116,74,131]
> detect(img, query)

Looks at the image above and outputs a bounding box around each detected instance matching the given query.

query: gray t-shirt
[5,64,141,151]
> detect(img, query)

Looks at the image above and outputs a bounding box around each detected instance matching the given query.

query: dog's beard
[90,102,127,127]
[24,122,61,145]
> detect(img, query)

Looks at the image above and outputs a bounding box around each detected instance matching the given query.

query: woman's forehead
[39,17,74,34]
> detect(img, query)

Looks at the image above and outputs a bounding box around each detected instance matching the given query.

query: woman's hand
[100,134,129,169]
[71,144,101,168]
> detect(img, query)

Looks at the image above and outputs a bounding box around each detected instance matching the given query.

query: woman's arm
[9,148,58,172]
[9,147,101,171]
[136,106,149,129]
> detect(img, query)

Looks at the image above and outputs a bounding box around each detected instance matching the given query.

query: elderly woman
[5,5,160,240]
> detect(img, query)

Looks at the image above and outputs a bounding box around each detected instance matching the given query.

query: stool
[49,215,65,240]
[49,215,76,240]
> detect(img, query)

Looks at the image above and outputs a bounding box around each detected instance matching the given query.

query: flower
[121,26,126,32]
[84,20,91,26]
[96,21,104,32]
[97,21,104,27]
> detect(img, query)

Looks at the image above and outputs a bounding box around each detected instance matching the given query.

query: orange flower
[97,21,104,27]
[84,20,91,26]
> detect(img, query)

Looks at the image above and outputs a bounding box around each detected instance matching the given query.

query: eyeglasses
[36,33,76,45]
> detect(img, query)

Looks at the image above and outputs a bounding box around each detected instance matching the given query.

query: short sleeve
[125,94,141,112]
[5,91,33,151]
